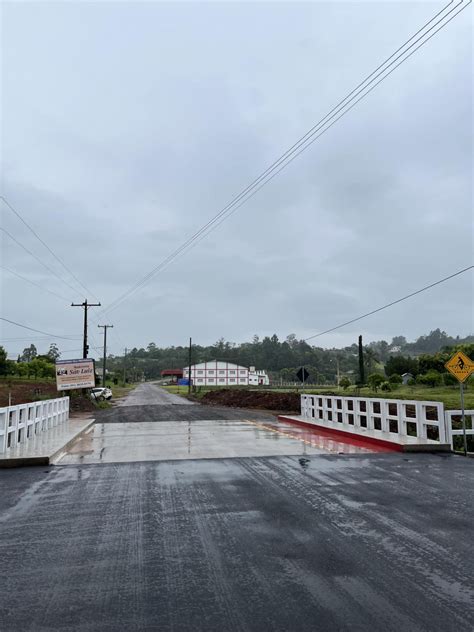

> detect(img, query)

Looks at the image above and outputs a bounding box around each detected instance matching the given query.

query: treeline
[102,329,473,384]
[1,330,472,386]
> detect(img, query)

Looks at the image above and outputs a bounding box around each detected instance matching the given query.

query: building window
[240,370,246,374]
[197,378,203,383]
[230,370,236,375]
[230,378,236,383]
[197,370,204,375]
[219,370,225,374]
[219,378,225,382]
[208,378,215,383]
[208,370,214,375]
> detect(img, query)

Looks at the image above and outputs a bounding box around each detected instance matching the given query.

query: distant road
[117,382,195,407]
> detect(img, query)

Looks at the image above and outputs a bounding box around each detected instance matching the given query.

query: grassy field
[111,384,137,399]
[161,383,474,409]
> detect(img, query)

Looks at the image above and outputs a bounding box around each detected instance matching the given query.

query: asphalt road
[99,383,282,423]
[117,382,195,407]
[1,454,473,631]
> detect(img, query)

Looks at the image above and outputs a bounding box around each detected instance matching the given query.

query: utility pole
[188,337,192,394]
[123,348,128,384]
[71,299,101,358]
[98,324,113,386]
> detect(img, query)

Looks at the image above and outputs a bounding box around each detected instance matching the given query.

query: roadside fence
[0,397,70,453]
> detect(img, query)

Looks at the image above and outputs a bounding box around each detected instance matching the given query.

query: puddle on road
[54,418,389,465]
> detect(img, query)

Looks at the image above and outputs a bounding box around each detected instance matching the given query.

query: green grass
[111,383,138,399]
[304,384,474,409]
[161,383,474,409]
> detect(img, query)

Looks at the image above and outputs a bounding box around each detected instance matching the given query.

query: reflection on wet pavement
[55,417,390,465]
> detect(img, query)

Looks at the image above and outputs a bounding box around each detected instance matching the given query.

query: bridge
[0,384,473,631]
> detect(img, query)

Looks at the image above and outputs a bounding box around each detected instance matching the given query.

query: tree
[391,336,407,348]
[358,335,365,384]
[0,346,7,376]
[20,344,37,362]
[385,355,418,377]
[367,373,384,391]
[416,370,442,387]
[364,347,379,374]
[339,376,351,390]
[47,343,60,361]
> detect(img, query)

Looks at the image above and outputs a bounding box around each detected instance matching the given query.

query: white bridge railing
[444,410,474,450]
[300,394,448,445]
[0,397,70,453]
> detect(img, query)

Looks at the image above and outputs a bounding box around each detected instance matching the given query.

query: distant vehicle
[90,387,112,401]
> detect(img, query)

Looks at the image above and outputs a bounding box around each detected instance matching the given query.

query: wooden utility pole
[98,324,113,386]
[188,337,192,394]
[123,348,128,384]
[71,299,101,358]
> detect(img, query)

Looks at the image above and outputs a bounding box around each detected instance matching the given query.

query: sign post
[55,358,96,392]
[296,367,310,394]
[445,351,474,456]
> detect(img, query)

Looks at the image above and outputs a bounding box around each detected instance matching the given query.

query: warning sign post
[445,351,474,455]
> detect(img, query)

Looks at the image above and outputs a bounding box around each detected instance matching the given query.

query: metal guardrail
[301,394,448,444]
[0,397,70,453]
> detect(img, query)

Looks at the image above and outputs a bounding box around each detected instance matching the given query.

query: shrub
[416,370,442,387]
[339,377,351,390]
[443,372,458,386]
[381,381,392,392]
[388,374,402,385]
[407,378,416,386]
[367,373,385,391]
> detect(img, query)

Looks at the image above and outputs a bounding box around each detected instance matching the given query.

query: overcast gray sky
[1,1,472,358]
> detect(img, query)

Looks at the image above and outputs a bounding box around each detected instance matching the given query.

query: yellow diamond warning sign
[445,351,474,383]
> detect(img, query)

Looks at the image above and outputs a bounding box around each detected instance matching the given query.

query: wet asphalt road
[2,384,473,631]
[98,383,280,424]
[1,454,473,631]
[116,382,195,407]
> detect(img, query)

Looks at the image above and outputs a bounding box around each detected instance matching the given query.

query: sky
[1,0,472,359]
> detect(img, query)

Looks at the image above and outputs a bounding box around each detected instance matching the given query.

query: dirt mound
[200,389,300,412]
[0,381,96,412]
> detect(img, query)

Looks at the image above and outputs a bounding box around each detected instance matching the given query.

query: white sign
[56,358,95,391]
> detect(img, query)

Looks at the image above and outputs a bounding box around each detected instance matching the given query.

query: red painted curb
[277,415,403,452]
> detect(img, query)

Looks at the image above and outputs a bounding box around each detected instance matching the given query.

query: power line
[98,0,470,317]
[1,196,100,302]
[1,265,71,302]
[304,265,474,341]
[1,226,78,298]
[0,317,84,340]
[0,336,81,342]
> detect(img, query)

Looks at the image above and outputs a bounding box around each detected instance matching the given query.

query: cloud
[1,1,472,357]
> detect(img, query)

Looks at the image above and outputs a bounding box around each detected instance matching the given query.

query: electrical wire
[0,317,81,340]
[1,196,100,302]
[1,227,78,298]
[0,336,81,342]
[304,265,474,341]
[98,0,470,317]
[1,265,71,302]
